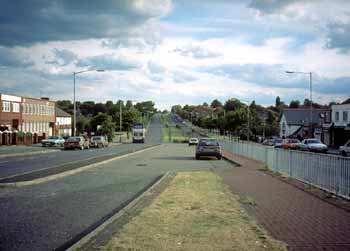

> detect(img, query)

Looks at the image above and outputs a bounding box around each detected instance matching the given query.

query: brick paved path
[217,152,350,251]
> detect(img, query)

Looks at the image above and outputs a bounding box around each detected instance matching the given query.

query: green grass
[105,171,287,251]
[160,113,188,143]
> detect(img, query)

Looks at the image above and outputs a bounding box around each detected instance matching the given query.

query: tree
[90,113,109,132]
[79,101,95,116]
[125,100,133,110]
[76,115,90,135]
[211,99,222,108]
[303,98,312,107]
[105,100,114,115]
[275,96,281,107]
[101,116,116,142]
[57,100,73,114]
[135,101,156,114]
[289,100,300,108]
[224,98,243,112]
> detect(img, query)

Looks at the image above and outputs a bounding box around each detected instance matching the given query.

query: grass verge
[105,171,287,251]
[160,113,188,143]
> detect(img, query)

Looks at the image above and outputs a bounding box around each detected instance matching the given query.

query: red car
[282,138,301,150]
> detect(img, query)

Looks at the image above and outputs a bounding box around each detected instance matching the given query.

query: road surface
[0,144,233,251]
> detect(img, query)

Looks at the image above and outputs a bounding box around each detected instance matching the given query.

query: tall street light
[286,71,313,137]
[73,69,105,136]
[241,100,250,141]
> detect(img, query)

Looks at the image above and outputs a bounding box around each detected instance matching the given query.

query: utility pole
[119,100,122,133]
[286,71,313,137]
[309,72,313,137]
[247,104,250,141]
[73,69,105,136]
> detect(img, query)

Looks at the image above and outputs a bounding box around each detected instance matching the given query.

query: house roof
[282,108,330,125]
[56,107,71,117]
[342,98,350,104]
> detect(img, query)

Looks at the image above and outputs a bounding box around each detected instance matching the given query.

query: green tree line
[57,100,156,141]
[172,97,330,140]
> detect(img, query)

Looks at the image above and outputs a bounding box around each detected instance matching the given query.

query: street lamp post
[241,100,250,141]
[286,71,313,137]
[73,69,105,136]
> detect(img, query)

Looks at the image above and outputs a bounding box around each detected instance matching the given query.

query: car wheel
[342,151,347,156]
[217,155,222,160]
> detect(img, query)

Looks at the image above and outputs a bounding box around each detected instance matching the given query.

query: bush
[172,138,188,143]
[17,131,25,138]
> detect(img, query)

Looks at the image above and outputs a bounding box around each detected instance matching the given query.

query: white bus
[132,123,145,143]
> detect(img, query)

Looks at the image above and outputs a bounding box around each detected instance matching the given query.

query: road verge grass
[105,171,287,251]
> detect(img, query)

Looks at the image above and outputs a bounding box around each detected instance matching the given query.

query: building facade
[21,97,56,137]
[55,107,72,137]
[280,108,331,144]
[0,94,22,131]
[331,103,350,146]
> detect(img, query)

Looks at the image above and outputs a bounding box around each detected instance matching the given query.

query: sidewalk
[218,151,350,251]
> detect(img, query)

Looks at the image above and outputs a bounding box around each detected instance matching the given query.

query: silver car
[300,139,328,153]
[339,140,350,156]
[41,136,65,147]
[195,138,222,160]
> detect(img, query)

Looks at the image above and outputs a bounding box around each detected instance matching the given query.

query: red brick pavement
[217,151,350,251]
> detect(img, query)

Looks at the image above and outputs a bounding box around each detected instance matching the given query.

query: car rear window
[289,139,299,143]
[199,139,219,146]
[48,136,59,139]
[67,137,80,142]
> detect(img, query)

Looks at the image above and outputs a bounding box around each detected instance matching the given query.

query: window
[12,103,20,113]
[343,111,348,122]
[335,112,339,121]
[2,101,11,112]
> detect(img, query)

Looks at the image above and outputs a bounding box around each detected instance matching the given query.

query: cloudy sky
[0,0,349,109]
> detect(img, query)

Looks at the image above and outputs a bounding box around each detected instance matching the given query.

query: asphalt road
[0,115,162,180]
[0,144,233,251]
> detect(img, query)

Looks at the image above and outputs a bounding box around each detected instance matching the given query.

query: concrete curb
[66,171,174,251]
[222,151,242,167]
[0,144,162,188]
[0,149,60,159]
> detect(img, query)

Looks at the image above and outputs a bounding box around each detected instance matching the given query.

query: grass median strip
[105,171,287,251]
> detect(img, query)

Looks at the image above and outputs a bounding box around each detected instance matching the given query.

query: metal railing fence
[221,140,350,200]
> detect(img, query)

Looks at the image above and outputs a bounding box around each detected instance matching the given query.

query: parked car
[339,140,350,156]
[273,138,283,148]
[41,136,65,147]
[262,139,274,146]
[90,136,108,148]
[300,139,328,153]
[282,138,301,150]
[188,137,199,146]
[195,138,222,160]
[64,136,90,150]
